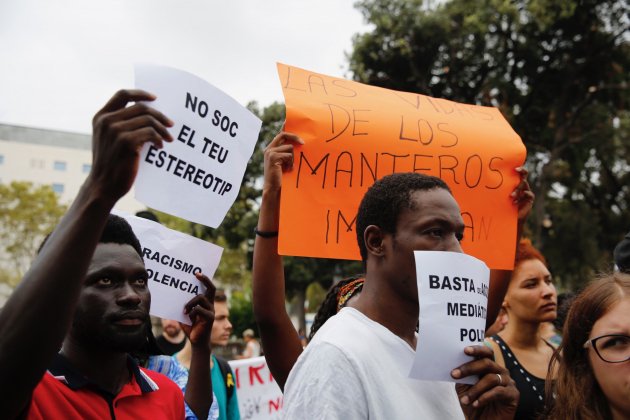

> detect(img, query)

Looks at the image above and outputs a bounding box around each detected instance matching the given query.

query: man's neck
[353,277,419,349]
[60,339,130,395]
[162,330,185,344]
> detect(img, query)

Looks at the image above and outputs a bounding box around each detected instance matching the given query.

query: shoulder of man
[138,368,185,418]
[283,340,368,419]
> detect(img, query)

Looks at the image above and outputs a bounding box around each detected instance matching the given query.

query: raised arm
[0,90,173,418]
[252,132,305,390]
[181,273,216,420]
[486,167,534,330]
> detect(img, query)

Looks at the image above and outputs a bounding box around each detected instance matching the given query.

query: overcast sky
[0,0,370,134]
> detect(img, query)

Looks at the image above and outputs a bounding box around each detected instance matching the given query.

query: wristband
[254,227,279,238]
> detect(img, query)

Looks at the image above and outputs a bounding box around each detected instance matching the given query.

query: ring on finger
[496,373,503,386]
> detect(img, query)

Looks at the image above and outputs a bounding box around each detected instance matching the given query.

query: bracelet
[254,227,279,238]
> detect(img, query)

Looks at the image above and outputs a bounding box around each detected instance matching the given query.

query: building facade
[0,123,144,212]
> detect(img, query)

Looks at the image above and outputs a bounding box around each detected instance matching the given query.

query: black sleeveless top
[490,335,553,420]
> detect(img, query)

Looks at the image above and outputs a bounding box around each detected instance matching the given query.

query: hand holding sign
[89,89,173,204]
[181,273,216,347]
[263,132,304,192]
[452,346,518,419]
[513,167,534,222]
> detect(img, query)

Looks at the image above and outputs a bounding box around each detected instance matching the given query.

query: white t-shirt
[283,307,464,419]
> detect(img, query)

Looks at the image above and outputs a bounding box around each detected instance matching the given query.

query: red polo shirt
[26,354,185,419]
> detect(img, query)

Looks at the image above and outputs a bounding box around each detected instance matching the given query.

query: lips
[541,303,557,311]
[115,318,143,326]
[110,311,146,327]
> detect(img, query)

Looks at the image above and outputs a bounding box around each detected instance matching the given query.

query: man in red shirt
[0,90,213,419]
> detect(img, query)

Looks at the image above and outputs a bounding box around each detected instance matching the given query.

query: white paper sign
[134,64,262,228]
[228,356,283,420]
[410,251,490,384]
[116,212,224,325]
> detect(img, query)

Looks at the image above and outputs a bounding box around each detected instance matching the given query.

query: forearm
[252,187,303,389]
[185,345,212,420]
[252,187,290,324]
[0,181,114,417]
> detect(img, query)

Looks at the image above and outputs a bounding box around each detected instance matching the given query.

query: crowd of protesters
[0,88,628,420]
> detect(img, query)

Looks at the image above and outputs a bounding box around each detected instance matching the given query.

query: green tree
[229,290,256,339]
[0,182,67,284]
[350,0,629,289]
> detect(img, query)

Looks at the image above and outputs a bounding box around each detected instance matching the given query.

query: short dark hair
[101,214,143,257]
[355,173,451,261]
[38,214,142,257]
[214,290,227,303]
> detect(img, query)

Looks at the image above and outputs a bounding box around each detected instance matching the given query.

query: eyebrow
[85,267,148,282]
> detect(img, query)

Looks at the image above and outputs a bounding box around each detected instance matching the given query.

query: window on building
[0,154,4,165]
[52,183,64,194]
[54,161,67,171]
[82,163,92,173]
[30,159,44,169]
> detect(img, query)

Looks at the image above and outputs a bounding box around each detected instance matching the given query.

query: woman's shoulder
[485,335,507,368]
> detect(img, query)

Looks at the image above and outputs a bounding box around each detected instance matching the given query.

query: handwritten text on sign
[118,212,223,325]
[134,64,262,228]
[277,63,526,269]
[410,251,489,384]
[229,356,283,420]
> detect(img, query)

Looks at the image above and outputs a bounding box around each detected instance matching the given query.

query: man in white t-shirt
[282,172,519,419]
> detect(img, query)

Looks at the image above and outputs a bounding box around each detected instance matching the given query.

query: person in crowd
[256,132,528,418]
[0,89,215,420]
[252,132,533,394]
[545,272,630,419]
[236,329,261,359]
[486,306,509,337]
[157,318,188,355]
[614,230,630,273]
[176,292,240,420]
[488,239,558,419]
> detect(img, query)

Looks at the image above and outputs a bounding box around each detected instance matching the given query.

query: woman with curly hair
[545,272,630,420]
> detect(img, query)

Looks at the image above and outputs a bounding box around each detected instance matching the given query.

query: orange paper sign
[277,63,526,270]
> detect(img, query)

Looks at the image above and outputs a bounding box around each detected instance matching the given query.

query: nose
[541,282,555,299]
[226,319,233,332]
[117,282,142,307]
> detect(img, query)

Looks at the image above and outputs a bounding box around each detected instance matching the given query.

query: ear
[364,225,386,258]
